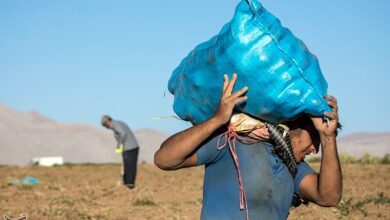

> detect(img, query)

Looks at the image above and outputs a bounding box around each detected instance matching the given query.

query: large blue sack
[168,0,331,124]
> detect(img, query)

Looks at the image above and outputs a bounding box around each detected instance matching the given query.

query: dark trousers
[122,147,139,186]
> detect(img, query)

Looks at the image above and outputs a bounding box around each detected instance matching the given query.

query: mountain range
[0,104,168,165]
[0,104,389,166]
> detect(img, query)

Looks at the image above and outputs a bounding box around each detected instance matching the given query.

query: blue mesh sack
[168,0,331,124]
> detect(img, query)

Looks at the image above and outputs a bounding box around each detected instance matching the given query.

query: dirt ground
[0,162,389,220]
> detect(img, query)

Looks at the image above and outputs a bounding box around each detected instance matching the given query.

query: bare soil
[0,163,389,220]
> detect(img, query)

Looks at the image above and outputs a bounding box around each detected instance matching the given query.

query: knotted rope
[214,116,297,220]
[216,125,249,220]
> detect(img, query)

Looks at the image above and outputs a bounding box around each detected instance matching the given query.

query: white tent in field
[29,156,64,166]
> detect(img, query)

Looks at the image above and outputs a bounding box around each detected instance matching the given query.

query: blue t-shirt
[196,134,316,220]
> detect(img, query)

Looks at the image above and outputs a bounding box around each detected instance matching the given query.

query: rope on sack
[216,125,250,220]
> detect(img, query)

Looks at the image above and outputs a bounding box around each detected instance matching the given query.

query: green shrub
[313,153,390,165]
[379,154,390,164]
[358,153,375,165]
[336,193,390,218]
[133,198,157,206]
[339,153,358,164]
[306,156,321,163]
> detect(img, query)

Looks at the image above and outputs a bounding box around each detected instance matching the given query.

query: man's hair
[285,115,311,129]
[101,115,112,125]
[284,115,342,138]
[285,115,319,138]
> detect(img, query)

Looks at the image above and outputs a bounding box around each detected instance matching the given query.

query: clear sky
[1,0,389,136]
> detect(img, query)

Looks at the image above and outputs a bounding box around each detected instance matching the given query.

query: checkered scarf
[265,123,297,177]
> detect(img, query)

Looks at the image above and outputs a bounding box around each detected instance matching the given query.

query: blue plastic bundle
[168,0,331,124]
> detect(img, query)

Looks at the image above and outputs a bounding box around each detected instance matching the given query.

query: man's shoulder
[112,120,128,127]
[113,120,124,124]
[109,120,123,130]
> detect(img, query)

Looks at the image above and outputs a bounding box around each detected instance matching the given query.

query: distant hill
[337,132,390,157]
[1,104,389,166]
[0,104,168,166]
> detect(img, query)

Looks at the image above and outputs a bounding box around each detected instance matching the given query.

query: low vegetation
[307,153,390,165]
[0,154,388,220]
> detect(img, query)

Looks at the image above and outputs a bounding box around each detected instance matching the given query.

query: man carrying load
[159,0,342,218]
[155,74,342,220]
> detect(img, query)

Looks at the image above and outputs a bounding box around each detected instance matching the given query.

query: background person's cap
[101,115,112,125]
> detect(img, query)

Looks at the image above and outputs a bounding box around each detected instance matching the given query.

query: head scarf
[230,113,297,176]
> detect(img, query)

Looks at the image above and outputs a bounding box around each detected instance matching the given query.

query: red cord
[217,125,249,220]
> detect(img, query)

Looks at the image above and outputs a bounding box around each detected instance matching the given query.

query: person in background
[101,115,139,189]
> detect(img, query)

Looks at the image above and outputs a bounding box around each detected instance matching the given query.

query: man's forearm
[155,73,248,170]
[154,117,224,170]
[318,134,343,205]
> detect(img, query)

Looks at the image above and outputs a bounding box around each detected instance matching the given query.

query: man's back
[197,134,314,220]
[110,120,139,151]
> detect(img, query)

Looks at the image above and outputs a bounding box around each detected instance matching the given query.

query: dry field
[0,162,389,220]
